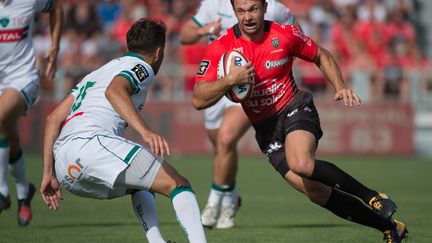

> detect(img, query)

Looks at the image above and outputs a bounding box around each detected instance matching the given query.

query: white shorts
[204,96,241,129]
[0,70,40,111]
[54,133,160,199]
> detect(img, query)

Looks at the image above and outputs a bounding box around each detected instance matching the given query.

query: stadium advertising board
[22,100,413,155]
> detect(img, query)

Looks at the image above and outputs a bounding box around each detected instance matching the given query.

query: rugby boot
[0,192,11,213]
[369,192,397,219]
[383,219,408,243]
[201,202,220,228]
[17,182,35,226]
[215,196,241,229]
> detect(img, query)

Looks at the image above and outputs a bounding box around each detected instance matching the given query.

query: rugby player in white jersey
[179,0,297,229]
[0,0,62,226]
[40,18,207,243]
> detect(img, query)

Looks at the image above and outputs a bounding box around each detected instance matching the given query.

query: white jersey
[56,52,155,147]
[0,0,52,77]
[192,0,295,41]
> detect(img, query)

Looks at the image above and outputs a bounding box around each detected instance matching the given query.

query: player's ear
[263,1,268,13]
[154,47,164,62]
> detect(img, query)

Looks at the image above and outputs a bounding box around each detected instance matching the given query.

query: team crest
[0,17,10,28]
[131,64,149,82]
[271,37,280,48]
[197,60,210,76]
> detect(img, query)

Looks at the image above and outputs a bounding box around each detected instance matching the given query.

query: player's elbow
[191,96,206,110]
[104,86,116,103]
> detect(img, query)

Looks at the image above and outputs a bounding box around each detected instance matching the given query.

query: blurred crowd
[32,0,432,110]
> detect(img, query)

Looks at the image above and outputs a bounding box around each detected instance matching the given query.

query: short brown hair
[126,18,166,54]
[230,0,266,7]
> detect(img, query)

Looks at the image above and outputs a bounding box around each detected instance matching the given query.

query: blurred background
[27,0,432,157]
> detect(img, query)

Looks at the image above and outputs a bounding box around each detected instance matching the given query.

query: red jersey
[196,21,319,124]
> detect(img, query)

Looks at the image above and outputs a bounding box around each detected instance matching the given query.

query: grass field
[0,154,431,242]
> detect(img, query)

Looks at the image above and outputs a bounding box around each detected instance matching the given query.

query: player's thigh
[0,88,26,127]
[150,161,190,197]
[218,105,250,145]
[284,170,331,205]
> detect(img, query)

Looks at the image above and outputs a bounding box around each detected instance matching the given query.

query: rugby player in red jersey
[192,0,407,242]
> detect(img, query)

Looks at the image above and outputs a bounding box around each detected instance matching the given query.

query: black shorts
[253,91,323,177]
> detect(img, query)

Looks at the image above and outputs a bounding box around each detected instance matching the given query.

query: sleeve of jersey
[270,1,296,25]
[191,0,216,27]
[34,0,53,14]
[114,61,153,95]
[195,41,224,84]
[69,85,80,97]
[287,25,319,62]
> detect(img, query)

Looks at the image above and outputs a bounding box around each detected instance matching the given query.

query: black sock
[310,159,377,204]
[323,189,395,232]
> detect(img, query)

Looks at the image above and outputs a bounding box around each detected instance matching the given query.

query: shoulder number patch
[197,60,210,76]
[131,64,149,82]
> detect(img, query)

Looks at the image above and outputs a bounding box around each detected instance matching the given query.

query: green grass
[1,154,431,242]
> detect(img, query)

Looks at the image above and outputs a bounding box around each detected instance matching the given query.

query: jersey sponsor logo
[265,57,288,69]
[245,82,286,108]
[61,159,84,190]
[0,17,10,28]
[132,64,149,82]
[271,37,280,48]
[197,60,210,76]
[0,27,28,42]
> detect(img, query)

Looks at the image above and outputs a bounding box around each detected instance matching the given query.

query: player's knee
[217,132,237,152]
[288,157,315,178]
[166,175,191,193]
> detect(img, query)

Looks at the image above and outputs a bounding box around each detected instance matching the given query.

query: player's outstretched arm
[106,76,170,157]
[192,60,254,110]
[44,0,63,79]
[179,18,222,45]
[41,95,74,211]
[313,46,361,106]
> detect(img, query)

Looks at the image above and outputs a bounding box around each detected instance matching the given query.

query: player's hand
[227,60,255,86]
[40,175,62,211]
[44,47,59,80]
[204,18,222,36]
[141,130,171,158]
[334,88,361,106]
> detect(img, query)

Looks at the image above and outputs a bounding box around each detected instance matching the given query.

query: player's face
[232,0,267,36]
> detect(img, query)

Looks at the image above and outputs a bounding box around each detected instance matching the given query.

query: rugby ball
[217,51,253,103]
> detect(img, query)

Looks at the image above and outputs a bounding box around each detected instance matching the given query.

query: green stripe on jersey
[0,136,8,148]
[124,51,145,61]
[43,0,53,12]
[191,17,204,27]
[116,73,139,94]
[124,145,141,164]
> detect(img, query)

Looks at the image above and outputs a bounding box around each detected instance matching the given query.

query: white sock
[207,188,224,206]
[0,137,9,197]
[221,185,238,207]
[8,152,29,200]
[171,187,207,243]
[132,191,166,243]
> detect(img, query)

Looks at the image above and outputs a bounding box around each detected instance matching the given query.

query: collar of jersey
[233,20,271,39]
[124,51,145,61]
